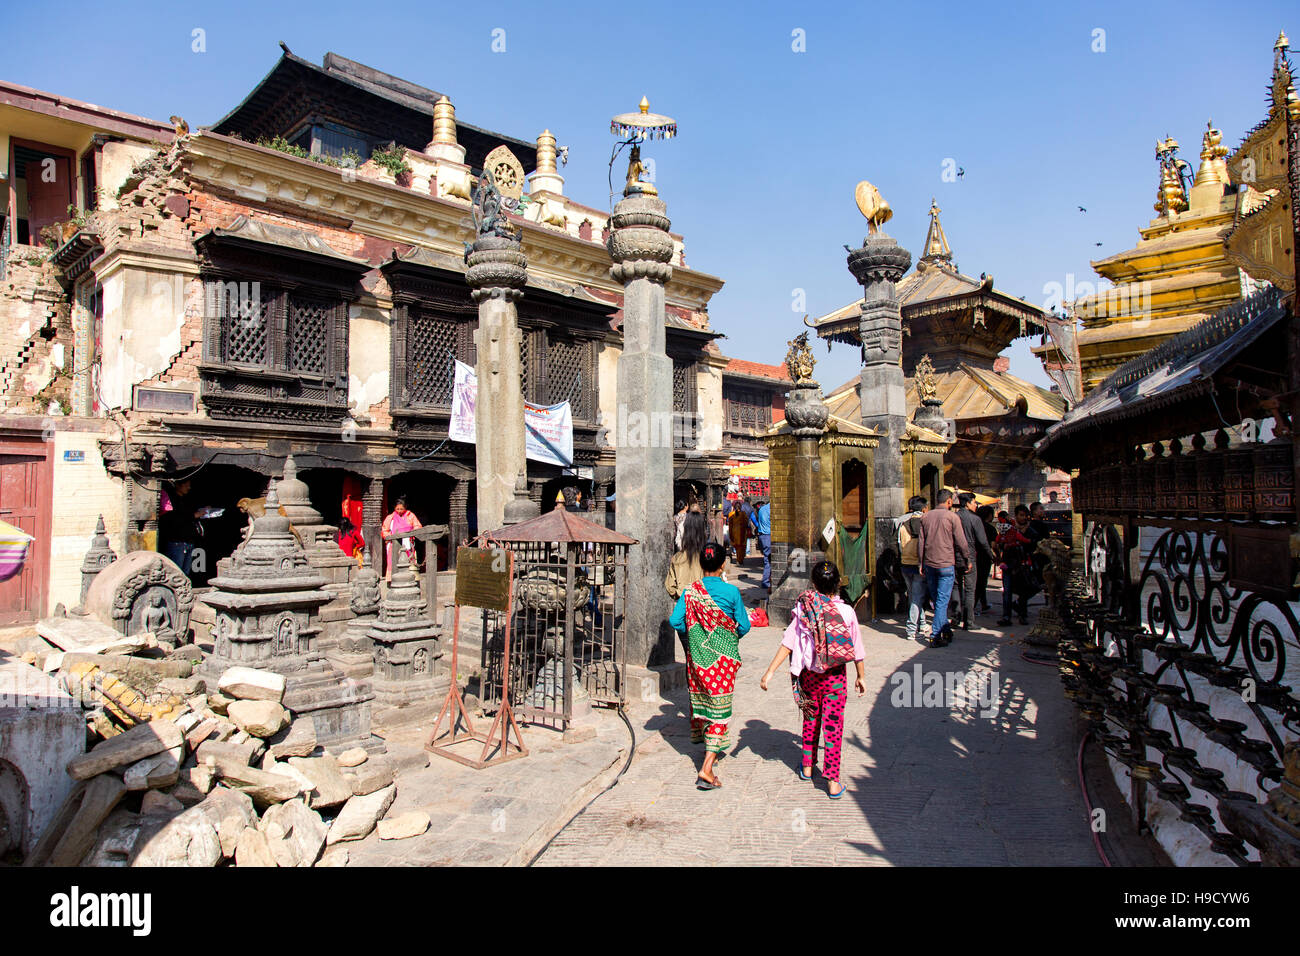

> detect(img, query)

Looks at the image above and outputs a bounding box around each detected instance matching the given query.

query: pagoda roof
[824,364,1064,425]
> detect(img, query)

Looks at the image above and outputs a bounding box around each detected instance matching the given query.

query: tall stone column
[608,190,675,668]
[362,478,384,572]
[466,235,527,533]
[847,231,912,580]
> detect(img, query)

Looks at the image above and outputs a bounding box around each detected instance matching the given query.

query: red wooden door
[0,442,52,625]
[24,154,72,243]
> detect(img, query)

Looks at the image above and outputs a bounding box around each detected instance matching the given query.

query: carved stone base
[1025,607,1065,647]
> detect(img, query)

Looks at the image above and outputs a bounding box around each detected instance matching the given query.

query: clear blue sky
[4,0,1292,392]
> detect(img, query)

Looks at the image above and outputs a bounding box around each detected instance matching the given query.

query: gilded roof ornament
[1193,120,1230,187]
[854,181,892,235]
[914,354,939,404]
[920,197,952,263]
[785,331,816,384]
[1154,136,1189,216]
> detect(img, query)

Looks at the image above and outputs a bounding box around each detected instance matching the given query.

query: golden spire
[639,96,650,114]
[1276,29,1289,53]
[432,96,457,146]
[920,197,952,263]
[536,129,558,174]
[1193,120,1230,187]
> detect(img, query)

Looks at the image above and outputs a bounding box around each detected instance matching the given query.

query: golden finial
[432,96,457,146]
[536,129,558,174]
[785,331,816,384]
[639,96,650,114]
[1276,30,1289,53]
[1154,136,1188,216]
[854,181,892,235]
[1193,120,1229,187]
[921,197,952,262]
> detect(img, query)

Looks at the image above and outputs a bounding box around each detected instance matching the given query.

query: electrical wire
[1077,731,1114,867]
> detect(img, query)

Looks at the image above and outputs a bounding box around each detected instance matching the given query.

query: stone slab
[327,783,396,845]
[218,666,286,703]
[67,719,184,781]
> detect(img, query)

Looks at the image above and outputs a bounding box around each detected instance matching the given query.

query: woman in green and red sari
[669,542,751,790]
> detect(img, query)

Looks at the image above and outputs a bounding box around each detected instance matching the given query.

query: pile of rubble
[20,620,430,867]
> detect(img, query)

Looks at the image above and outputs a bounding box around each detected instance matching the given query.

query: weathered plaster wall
[0,251,72,413]
[48,426,124,611]
[98,267,192,410]
[98,140,160,211]
[348,305,391,422]
[695,360,724,452]
[596,341,621,450]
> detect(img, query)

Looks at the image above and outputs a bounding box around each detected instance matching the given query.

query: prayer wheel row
[1073,441,1294,522]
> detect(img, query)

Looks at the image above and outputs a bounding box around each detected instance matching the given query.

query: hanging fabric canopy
[944,486,1000,506]
[729,460,769,479]
[0,519,34,583]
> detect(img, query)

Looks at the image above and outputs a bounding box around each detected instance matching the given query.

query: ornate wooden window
[542,336,591,421]
[197,218,365,426]
[404,308,466,408]
[672,359,698,450]
[725,386,772,432]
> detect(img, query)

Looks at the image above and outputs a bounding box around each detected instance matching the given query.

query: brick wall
[0,250,73,413]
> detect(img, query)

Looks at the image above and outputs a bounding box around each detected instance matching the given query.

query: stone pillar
[467,235,528,534]
[449,479,470,564]
[362,478,384,572]
[608,190,675,668]
[767,380,830,627]
[847,233,912,581]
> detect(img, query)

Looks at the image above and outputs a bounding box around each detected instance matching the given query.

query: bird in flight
[1094,242,1103,247]
[957,167,966,179]
[1078,206,1087,212]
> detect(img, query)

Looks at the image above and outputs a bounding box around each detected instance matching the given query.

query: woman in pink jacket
[760,561,866,799]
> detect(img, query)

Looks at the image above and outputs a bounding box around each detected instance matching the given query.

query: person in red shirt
[337,517,365,563]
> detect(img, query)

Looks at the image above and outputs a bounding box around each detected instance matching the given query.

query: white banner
[450,361,574,466]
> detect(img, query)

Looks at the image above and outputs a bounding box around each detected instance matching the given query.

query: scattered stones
[208,757,302,808]
[346,757,395,797]
[316,845,349,867]
[37,616,144,654]
[196,738,257,768]
[189,787,256,858]
[47,776,128,866]
[228,699,289,738]
[67,719,185,780]
[267,717,317,760]
[234,827,277,867]
[184,763,215,795]
[185,717,222,751]
[159,676,205,698]
[207,692,234,715]
[377,811,429,841]
[218,666,286,703]
[337,747,368,768]
[288,755,353,809]
[141,791,184,816]
[123,750,181,791]
[169,778,208,806]
[327,783,396,845]
[83,809,144,866]
[259,798,327,867]
[130,802,222,867]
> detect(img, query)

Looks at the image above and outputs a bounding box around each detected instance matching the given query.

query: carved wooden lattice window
[726,387,771,432]
[520,331,532,399]
[546,338,588,420]
[221,287,269,366]
[287,295,331,374]
[673,360,697,449]
[406,309,460,407]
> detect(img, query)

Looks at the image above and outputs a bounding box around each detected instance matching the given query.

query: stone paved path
[535,573,1101,867]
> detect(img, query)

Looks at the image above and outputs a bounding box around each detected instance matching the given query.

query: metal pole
[563,544,575,726]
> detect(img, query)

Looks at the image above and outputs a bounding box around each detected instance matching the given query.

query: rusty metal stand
[426,546,528,769]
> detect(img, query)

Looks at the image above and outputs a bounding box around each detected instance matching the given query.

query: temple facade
[0,49,738,620]
[812,200,1060,504]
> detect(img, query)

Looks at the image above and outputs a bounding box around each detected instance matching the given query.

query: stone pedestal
[275,455,356,649]
[468,235,528,533]
[608,191,676,667]
[768,379,830,628]
[367,549,447,728]
[847,234,912,582]
[198,483,377,754]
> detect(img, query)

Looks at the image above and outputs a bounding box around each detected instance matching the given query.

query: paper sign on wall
[821,517,836,545]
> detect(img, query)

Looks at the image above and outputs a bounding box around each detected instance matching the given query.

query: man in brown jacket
[917,489,971,646]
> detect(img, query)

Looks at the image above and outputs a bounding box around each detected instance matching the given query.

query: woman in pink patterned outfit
[760,561,866,799]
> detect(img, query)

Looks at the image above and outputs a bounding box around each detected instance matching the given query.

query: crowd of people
[894,492,1056,646]
[664,486,1066,799]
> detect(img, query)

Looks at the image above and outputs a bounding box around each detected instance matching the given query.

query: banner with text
[450,361,574,466]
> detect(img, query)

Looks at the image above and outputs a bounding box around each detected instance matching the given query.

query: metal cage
[479,510,634,728]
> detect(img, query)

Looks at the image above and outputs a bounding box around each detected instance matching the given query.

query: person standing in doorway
[975,505,997,614]
[956,492,995,630]
[896,495,929,641]
[752,498,772,591]
[916,489,970,647]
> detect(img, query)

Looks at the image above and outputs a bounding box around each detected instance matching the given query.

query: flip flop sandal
[798,765,815,781]
[828,783,846,800]
[696,775,722,791]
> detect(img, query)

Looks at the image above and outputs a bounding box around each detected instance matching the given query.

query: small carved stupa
[201,481,377,752]
[366,546,446,727]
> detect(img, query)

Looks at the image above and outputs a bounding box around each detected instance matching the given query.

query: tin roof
[488,508,638,544]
